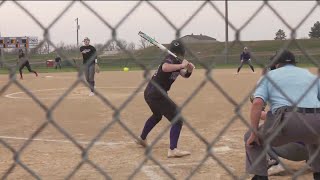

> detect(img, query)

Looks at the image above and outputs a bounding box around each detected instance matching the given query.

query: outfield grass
[1,63,318,75]
[1,38,319,75]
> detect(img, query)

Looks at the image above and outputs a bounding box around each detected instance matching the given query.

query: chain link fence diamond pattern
[0,0,320,179]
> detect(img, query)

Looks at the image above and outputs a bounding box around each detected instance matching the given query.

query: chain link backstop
[1,0,320,179]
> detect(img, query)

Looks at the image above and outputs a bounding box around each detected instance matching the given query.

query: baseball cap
[83,37,90,41]
[273,50,296,64]
[244,47,248,50]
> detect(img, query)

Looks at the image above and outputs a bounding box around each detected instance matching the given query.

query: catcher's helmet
[273,50,296,65]
[169,40,185,57]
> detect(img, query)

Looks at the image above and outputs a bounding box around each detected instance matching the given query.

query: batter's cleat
[135,137,147,147]
[89,92,95,96]
[268,164,285,176]
[167,148,190,158]
[35,72,38,77]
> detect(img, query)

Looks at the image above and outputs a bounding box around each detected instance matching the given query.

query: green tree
[309,21,320,38]
[274,29,286,40]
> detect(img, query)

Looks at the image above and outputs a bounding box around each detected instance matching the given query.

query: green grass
[1,63,319,75]
[1,38,319,74]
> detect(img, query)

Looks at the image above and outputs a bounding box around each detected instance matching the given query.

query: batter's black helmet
[169,40,185,57]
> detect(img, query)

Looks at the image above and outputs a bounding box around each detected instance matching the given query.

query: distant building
[179,33,217,44]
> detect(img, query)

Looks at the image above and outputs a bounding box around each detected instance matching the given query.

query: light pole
[75,18,79,47]
[0,32,3,67]
[225,0,229,64]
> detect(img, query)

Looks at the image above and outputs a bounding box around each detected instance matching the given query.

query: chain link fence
[0,0,320,179]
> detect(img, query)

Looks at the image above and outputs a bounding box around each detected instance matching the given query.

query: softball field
[0,68,316,180]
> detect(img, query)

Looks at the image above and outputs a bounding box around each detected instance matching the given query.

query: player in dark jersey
[80,37,98,96]
[17,49,38,80]
[136,39,195,158]
[55,55,62,70]
[236,47,255,74]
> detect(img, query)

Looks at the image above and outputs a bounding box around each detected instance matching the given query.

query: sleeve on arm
[253,76,269,103]
[164,57,174,64]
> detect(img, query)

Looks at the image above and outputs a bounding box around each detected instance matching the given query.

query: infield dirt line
[0,135,134,147]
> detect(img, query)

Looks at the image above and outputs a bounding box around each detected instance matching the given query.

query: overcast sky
[0,1,319,47]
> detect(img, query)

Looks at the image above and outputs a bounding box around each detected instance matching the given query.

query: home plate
[45,76,53,78]
[212,146,231,153]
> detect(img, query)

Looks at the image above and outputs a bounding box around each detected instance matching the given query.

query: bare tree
[105,40,117,51]
[42,41,50,54]
[138,37,151,49]
[127,42,136,51]
[116,39,128,50]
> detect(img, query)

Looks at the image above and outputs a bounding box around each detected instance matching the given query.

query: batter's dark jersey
[80,45,97,65]
[240,52,251,61]
[145,55,181,98]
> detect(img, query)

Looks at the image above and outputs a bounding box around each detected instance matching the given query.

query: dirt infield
[0,68,316,180]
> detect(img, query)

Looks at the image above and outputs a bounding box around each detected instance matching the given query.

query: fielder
[136,39,195,158]
[236,47,255,74]
[79,37,99,96]
[244,50,320,180]
[55,55,62,70]
[17,49,38,80]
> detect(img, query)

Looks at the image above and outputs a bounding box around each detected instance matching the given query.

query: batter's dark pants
[244,107,320,176]
[19,61,37,78]
[141,90,183,150]
[84,64,95,92]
